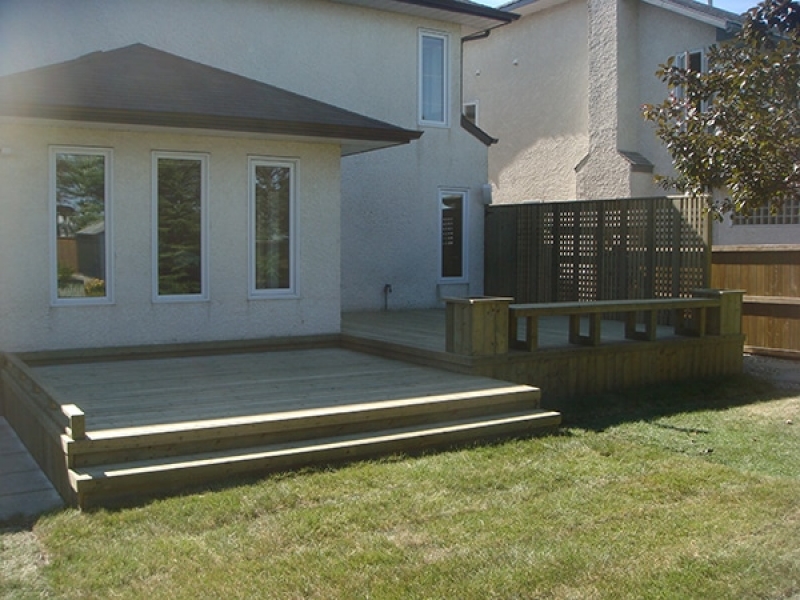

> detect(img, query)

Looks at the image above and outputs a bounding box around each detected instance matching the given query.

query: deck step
[69,409,561,508]
[65,385,541,467]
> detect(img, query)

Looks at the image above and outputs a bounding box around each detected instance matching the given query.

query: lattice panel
[484,196,710,306]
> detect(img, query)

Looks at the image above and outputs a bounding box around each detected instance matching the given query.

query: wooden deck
[1,344,558,509]
[1,298,744,509]
[342,303,745,408]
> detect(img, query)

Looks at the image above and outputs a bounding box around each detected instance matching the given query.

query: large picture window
[51,147,113,304]
[419,30,449,127]
[152,152,208,301]
[249,158,296,297]
[440,189,468,281]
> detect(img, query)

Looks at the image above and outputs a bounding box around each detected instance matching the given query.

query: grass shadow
[557,372,793,432]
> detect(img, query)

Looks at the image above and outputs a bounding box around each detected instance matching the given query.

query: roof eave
[328,0,517,32]
[639,0,740,29]
[0,105,423,156]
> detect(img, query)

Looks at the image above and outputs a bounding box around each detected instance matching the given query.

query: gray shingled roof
[0,44,423,156]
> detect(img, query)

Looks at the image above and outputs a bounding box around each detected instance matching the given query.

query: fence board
[711,245,800,357]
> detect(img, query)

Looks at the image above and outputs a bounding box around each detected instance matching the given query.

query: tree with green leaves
[642,0,800,218]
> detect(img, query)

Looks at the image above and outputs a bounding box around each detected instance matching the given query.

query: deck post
[444,297,513,356]
[693,288,745,335]
[62,404,86,440]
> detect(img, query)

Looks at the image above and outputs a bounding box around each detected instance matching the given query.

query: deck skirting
[472,334,745,409]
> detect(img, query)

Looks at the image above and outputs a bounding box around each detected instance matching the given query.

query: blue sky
[475,0,756,15]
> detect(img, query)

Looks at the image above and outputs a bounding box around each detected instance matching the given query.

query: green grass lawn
[3,372,799,599]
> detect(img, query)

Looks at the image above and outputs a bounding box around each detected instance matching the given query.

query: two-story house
[464,0,743,204]
[0,0,515,352]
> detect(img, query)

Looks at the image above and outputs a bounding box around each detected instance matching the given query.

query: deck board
[30,348,531,432]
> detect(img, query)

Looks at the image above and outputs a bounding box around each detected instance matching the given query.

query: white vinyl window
[419,30,449,127]
[50,146,114,305]
[673,49,706,109]
[152,152,209,302]
[249,157,297,298]
[463,101,478,126]
[439,188,468,281]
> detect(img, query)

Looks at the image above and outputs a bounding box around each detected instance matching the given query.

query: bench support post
[569,313,602,346]
[624,310,658,341]
[692,288,745,335]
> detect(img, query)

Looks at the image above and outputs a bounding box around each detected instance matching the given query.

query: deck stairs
[65,384,559,508]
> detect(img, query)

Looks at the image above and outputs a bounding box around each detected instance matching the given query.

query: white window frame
[49,146,114,306]
[463,101,479,126]
[248,156,298,299]
[438,188,469,283]
[673,49,706,106]
[419,29,450,128]
[151,151,209,303]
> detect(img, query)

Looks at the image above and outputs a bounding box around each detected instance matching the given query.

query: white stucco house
[463,0,798,243]
[0,0,516,353]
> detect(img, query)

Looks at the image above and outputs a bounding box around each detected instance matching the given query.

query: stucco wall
[636,2,720,190]
[463,0,589,203]
[0,0,493,333]
[0,122,341,352]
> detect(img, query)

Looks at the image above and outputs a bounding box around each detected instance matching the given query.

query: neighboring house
[461,0,800,245]
[0,0,515,353]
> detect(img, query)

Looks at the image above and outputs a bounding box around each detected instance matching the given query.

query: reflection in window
[53,149,111,301]
[251,159,294,295]
[440,190,466,280]
[154,154,206,299]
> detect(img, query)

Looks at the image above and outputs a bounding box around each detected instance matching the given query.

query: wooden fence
[711,245,800,358]
[484,197,711,307]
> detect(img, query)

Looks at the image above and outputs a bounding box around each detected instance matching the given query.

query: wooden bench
[509,297,721,351]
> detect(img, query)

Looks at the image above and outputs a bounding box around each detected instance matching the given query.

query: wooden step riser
[71,411,561,509]
[67,389,541,467]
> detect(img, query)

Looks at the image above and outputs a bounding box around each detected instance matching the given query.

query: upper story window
[672,49,706,109]
[152,151,209,302]
[676,50,704,73]
[51,147,114,305]
[419,30,449,127]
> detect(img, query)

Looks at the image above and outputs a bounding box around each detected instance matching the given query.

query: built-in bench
[508,291,740,352]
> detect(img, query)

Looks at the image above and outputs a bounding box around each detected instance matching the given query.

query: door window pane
[441,191,465,279]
